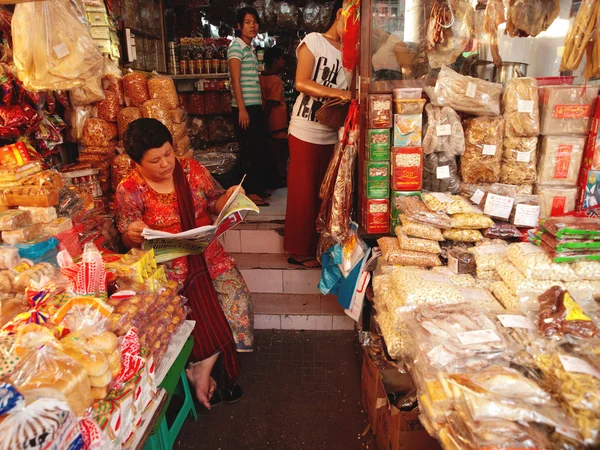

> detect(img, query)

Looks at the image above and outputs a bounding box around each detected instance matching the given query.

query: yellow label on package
[564,292,592,322]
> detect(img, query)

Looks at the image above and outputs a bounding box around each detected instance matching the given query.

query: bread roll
[62,346,108,378]
[110,360,121,378]
[89,369,111,388]
[88,331,118,355]
[91,385,108,400]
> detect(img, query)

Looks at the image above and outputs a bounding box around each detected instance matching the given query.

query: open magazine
[141,178,259,263]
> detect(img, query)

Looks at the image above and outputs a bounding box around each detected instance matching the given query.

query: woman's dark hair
[123,118,173,164]
[327,0,343,29]
[236,7,260,28]
[264,46,284,69]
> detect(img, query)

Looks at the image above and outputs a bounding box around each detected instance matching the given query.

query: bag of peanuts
[148,74,179,110]
[123,71,150,107]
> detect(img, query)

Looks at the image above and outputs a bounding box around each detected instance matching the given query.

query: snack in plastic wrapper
[500,136,538,185]
[422,104,465,156]
[447,248,476,275]
[117,107,142,138]
[141,99,174,134]
[540,85,599,136]
[422,152,461,194]
[503,77,540,137]
[103,73,124,106]
[44,217,73,236]
[82,118,117,147]
[393,98,426,115]
[368,94,392,129]
[148,75,179,110]
[497,261,563,296]
[538,136,586,186]
[490,281,520,310]
[0,247,19,270]
[391,267,463,307]
[428,66,503,117]
[397,231,441,254]
[508,242,579,281]
[462,116,504,184]
[397,196,452,229]
[469,242,508,271]
[377,237,441,267]
[0,209,32,231]
[18,206,57,224]
[443,229,484,242]
[375,309,410,359]
[2,222,43,245]
[451,213,494,230]
[536,185,577,218]
[484,221,522,239]
[123,71,150,107]
[398,214,444,241]
[94,90,120,123]
[169,108,185,124]
[422,192,473,214]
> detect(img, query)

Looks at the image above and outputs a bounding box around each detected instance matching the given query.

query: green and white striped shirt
[227,38,262,107]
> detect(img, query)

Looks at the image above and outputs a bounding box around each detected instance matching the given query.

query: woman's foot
[221,384,244,404]
[288,255,321,268]
[186,362,217,409]
[247,194,270,207]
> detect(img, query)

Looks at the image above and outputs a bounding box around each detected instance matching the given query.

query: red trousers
[284,134,334,256]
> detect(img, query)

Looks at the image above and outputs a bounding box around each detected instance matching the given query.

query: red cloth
[284,134,335,256]
[173,159,240,388]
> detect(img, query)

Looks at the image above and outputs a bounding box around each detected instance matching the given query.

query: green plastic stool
[144,336,198,450]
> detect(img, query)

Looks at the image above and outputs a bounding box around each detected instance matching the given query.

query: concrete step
[232,253,322,295]
[251,292,355,330]
[223,223,285,254]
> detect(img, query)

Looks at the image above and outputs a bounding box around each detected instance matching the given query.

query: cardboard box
[366,129,391,161]
[361,349,383,432]
[392,147,423,191]
[365,161,391,199]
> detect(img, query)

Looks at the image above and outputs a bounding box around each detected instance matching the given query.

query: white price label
[559,355,600,380]
[430,192,452,203]
[516,151,531,163]
[513,204,540,228]
[471,189,485,205]
[436,165,450,179]
[516,242,544,255]
[517,100,535,114]
[436,124,452,136]
[466,82,477,98]
[457,329,501,346]
[484,193,515,220]
[53,42,70,59]
[482,145,497,156]
[448,254,459,274]
[498,314,536,330]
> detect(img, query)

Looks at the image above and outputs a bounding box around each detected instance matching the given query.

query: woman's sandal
[248,194,270,207]
[287,257,321,269]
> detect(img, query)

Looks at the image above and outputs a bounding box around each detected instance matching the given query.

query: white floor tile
[283,270,322,294]
[222,230,241,253]
[332,315,355,330]
[280,315,316,330]
[240,269,283,293]
[240,230,285,254]
[254,314,281,329]
[314,316,333,330]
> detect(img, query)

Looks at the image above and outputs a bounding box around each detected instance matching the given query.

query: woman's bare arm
[295,44,350,100]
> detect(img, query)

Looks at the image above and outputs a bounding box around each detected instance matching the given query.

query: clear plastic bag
[422,152,461,194]
[469,242,508,271]
[0,209,32,231]
[538,136,586,186]
[536,185,577,218]
[422,192,473,214]
[302,2,323,31]
[427,66,503,117]
[542,217,600,239]
[572,261,600,280]
[277,1,299,28]
[500,137,538,185]
[540,86,599,136]
[141,99,173,134]
[462,116,504,184]
[377,237,441,267]
[422,104,465,156]
[510,194,540,228]
[94,90,120,123]
[497,261,562,296]
[502,77,540,137]
[82,118,117,147]
[102,62,124,106]
[490,281,519,309]
[123,71,150,107]
[12,0,103,91]
[397,196,452,229]
[484,221,523,239]
[443,229,484,242]
[398,214,444,241]
[451,213,494,230]
[447,248,476,275]
[148,74,178,110]
[117,107,142,139]
[397,231,442,254]
[391,267,464,307]
[70,75,105,107]
[507,242,579,281]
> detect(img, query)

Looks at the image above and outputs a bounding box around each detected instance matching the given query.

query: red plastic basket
[536,76,575,86]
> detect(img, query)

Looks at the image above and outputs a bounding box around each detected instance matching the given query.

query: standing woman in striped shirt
[228,7,276,206]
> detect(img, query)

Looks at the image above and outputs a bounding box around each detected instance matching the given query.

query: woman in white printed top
[228,7,278,206]
[285,0,350,268]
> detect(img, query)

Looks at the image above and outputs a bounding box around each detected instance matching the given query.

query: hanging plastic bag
[12,0,103,92]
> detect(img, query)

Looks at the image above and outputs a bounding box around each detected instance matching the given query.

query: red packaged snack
[362,198,389,234]
[177,94,188,111]
[103,74,125,106]
[95,90,120,123]
[392,147,423,191]
[188,93,204,115]
[122,72,149,107]
[204,92,219,115]
[368,94,392,129]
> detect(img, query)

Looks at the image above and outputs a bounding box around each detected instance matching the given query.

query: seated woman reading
[114,118,253,408]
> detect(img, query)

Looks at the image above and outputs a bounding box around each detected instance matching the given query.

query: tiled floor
[175,330,374,450]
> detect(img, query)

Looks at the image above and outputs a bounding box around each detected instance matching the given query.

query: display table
[131,321,196,450]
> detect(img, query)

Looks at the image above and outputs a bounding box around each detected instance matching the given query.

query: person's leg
[211,267,254,352]
[272,137,289,187]
[247,106,279,192]
[232,106,262,197]
[186,353,219,409]
[284,135,335,258]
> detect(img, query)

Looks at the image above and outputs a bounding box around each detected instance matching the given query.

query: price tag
[448,254,458,274]
[53,42,71,59]
[517,100,535,114]
[436,165,450,179]
[559,354,600,380]
[516,151,531,163]
[482,145,497,156]
[436,124,452,136]
[466,82,477,98]
[471,189,485,205]
[484,193,515,220]
[513,204,540,228]
[457,329,501,346]
[498,314,536,330]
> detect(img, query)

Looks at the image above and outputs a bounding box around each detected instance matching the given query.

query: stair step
[223,227,285,254]
[254,314,355,331]
[231,253,315,270]
[252,293,344,315]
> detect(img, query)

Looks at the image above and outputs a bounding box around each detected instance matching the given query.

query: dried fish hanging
[316,101,360,261]
[561,0,600,74]
[505,0,560,38]
[583,16,600,78]
[483,0,505,68]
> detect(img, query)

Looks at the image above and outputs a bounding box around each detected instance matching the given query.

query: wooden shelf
[171,73,229,80]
